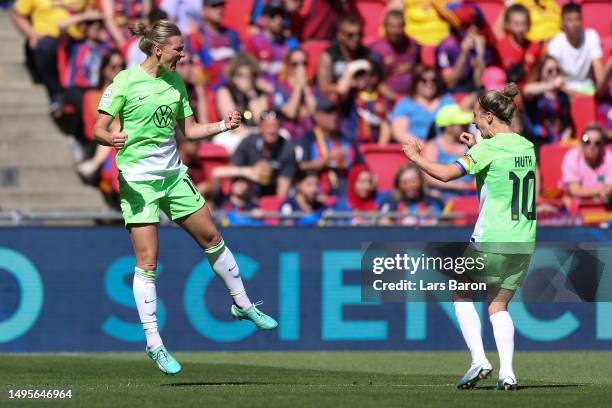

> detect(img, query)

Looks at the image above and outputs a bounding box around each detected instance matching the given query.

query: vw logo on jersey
[153,105,173,128]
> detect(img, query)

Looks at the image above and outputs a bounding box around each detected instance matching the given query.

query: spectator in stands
[279,170,327,225]
[494,4,542,86]
[215,53,269,151]
[422,104,475,202]
[246,3,298,86]
[11,0,93,114]
[272,48,316,141]
[101,0,152,49]
[343,59,392,145]
[522,56,573,149]
[186,0,242,90]
[252,0,360,42]
[369,9,421,102]
[434,2,489,94]
[297,97,364,196]
[332,164,382,225]
[316,15,373,100]
[386,0,450,46]
[494,0,560,43]
[595,61,612,139]
[562,124,612,204]
[77,50,125,183]
[216,177,264,226]
[547,2,604,95]
[57,13,111,150]
[213,111,297,198]
[390,64,455,143]
[380,163,443,226]
[160,0,204,36]
[175,53,211,188]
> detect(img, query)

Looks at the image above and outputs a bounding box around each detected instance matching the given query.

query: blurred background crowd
[4,0,612,226]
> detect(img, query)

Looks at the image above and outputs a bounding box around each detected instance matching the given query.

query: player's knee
[488,302,507,316]
[136,253,157,271]
[204,231,222,248]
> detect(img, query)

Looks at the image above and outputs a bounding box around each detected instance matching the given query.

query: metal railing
[0,210,587,227]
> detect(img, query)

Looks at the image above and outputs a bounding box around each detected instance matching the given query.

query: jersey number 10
[508,170,536,221]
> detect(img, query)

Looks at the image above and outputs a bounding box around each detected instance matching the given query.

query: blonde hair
[129,20,182,56]
[477,83,520,125]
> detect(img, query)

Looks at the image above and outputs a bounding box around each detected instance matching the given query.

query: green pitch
[2,352,612,407]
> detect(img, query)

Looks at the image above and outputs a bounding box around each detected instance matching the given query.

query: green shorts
[119,170,205,227]
[463,247,533,291]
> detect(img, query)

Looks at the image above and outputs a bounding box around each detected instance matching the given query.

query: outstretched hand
[402,138,423,161]
[224,111,242,130]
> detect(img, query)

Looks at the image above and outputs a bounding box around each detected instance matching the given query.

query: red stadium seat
[258,195,282,225]
[582,0,612,37]
[205,86,220,123]
[359,144,409,191]
[538,144,571,197]
[601,36,612,64]
[571,94,596,136]
[302,40,331,79]
[197,143,230,181]
[421,45,437,67]
[356,0,386,44]
[222,0,256,43]
[444,196,479,225]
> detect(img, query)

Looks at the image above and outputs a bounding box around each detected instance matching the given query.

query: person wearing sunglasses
[523,55,572,151]
[390,64,455,143]
[272,48,316,141]
[316,14,373,100]
[246,3,298,86]
[562,123,612,205]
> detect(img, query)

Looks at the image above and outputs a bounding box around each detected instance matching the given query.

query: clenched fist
[459,132,476,147]
[110,132,128,149]
[224,111,242,130]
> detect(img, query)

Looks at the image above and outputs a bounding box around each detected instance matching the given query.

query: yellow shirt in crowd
[509,0,560,42]
[13,0,93,38]
[403,0,451,46]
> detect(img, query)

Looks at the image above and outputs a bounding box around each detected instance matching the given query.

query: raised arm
[402,136,472,182]
[177,111,242,141]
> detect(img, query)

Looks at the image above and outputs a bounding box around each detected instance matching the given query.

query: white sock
[206,240,252,310]
[454,301,487,365]
[490,311,515,380]
[133,267,163,350]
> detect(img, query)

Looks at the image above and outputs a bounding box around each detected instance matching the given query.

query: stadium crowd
[7,0,612,225]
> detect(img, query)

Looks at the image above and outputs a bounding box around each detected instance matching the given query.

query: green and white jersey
[98,65,193,181]
[455,133,536,250]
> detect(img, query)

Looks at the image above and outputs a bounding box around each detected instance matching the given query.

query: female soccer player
[402,83,536,391]
[93,20,277,376]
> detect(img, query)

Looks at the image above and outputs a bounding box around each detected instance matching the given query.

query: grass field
[2,352,612,407]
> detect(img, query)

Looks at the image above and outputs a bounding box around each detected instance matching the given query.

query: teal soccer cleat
[146,346,182,375]
[456,361,493,390]
[230,301,278,330]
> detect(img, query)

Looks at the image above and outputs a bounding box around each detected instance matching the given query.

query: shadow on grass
[162,382,273,387]
[474,384,584,391]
